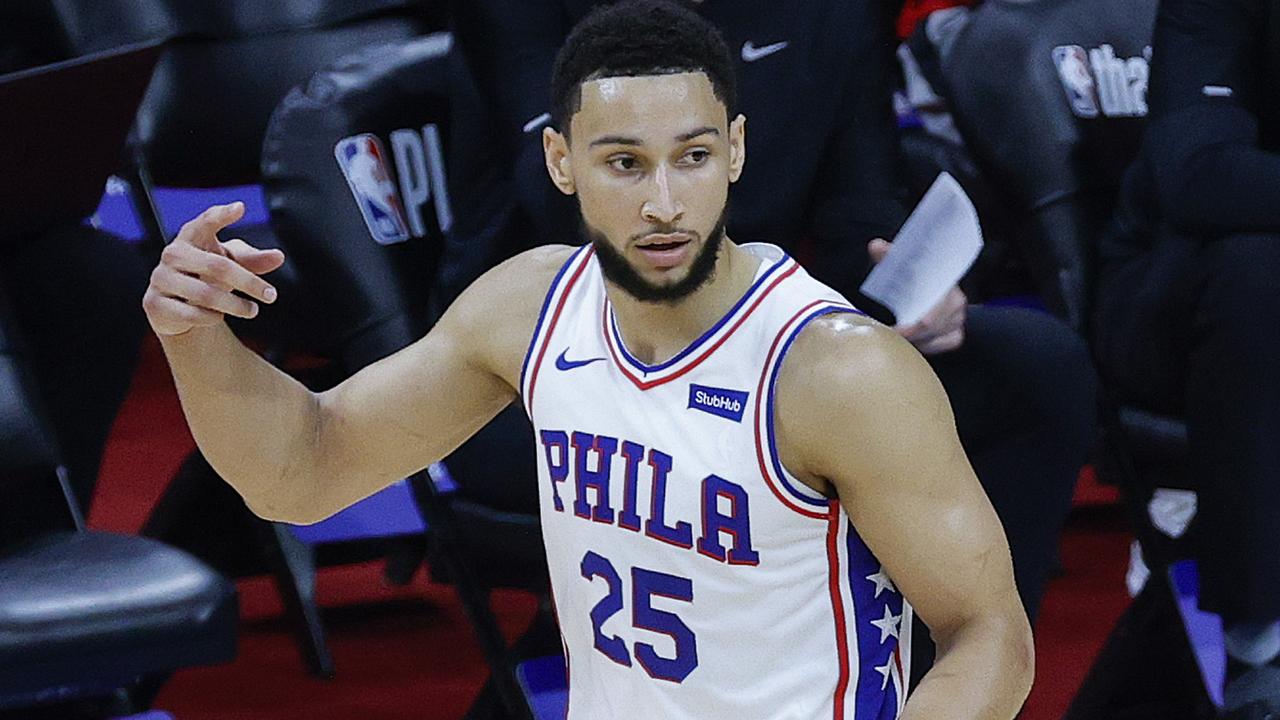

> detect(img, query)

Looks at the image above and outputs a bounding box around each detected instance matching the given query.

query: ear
[728,114,746,183]
[543,127,576,195]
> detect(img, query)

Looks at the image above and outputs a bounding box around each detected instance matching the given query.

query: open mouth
[635,234,693,268]
[641,240,688,251]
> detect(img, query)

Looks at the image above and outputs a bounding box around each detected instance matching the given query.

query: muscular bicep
[777,317,1022,637]
[312,319,517,507]
[301,246,570,517]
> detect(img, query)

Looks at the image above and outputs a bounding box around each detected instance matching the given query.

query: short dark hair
[550,0,737,136]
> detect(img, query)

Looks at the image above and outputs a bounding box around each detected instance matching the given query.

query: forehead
[570,71,726,144]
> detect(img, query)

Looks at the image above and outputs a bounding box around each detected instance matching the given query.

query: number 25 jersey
[521,243,912,720]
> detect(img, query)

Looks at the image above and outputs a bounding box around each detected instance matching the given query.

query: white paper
[859,172,983,326]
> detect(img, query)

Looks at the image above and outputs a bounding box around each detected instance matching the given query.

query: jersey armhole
[753,302,864,518]
[519,244,595,417]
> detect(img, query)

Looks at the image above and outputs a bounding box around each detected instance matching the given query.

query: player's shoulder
[778,311,938,413]
[490,244,579,292]
[452,244,578,319]
[440,244,579,367]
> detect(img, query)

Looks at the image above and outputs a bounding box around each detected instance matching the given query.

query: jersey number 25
[581,550,698,682]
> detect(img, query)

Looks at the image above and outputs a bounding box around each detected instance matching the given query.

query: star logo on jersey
[555,348,605,371]
[741,40,788,63]
[870,605,902,643]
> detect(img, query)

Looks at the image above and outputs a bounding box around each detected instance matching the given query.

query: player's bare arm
[775,314,1034,719]
[143,201,573,524]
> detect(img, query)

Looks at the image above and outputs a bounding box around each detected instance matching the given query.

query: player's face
[545,71,746,302]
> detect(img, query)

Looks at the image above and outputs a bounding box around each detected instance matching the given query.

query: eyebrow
[588,126,720,148]
[676,126,719,142]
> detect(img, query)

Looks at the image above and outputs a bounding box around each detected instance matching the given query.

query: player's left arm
[776,313,1033,720]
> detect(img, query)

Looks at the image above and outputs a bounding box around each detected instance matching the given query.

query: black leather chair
[261,33,549,719]
[46,0,450,676]
[0,289,237,718]
[43,0,443,679]
[940,1,1215,717]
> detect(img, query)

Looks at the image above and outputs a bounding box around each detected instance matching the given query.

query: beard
[585,208,728,305]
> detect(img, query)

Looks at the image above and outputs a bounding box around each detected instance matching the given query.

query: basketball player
[142,2,1032,717]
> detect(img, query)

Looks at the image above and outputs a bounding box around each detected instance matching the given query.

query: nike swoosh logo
[741,40,788,63]
[555,349,606,371]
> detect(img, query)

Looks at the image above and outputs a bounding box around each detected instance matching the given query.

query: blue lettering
[697,474,760,565]
[538,430,760,566]
[619,440,644,532]
[539,430,570,512]
[644,449,693,548]
[571,432,617,524]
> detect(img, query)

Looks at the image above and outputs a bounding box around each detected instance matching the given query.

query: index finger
[173,202,246,251]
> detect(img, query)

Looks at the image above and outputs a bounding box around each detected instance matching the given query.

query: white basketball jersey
[520,243,912,720]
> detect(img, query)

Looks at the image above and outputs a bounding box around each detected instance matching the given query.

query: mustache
[630,226,699,243]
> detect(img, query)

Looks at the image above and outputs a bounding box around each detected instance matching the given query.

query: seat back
[261,33,458,369]
[50,0,439,188]
[941,0,1156,330]
[0,291,80,550]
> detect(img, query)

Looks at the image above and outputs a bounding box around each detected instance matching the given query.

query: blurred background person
[1093,0,1280,714]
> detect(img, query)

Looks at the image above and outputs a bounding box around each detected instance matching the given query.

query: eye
[606,155,641,173]
[681,149,711,165]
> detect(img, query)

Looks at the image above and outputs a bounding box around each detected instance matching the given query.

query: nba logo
[1052,45,1100,119]
[334,133,412,245]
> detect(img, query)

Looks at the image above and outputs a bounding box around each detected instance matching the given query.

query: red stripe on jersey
[603,262,800,391]
[526,248,595,415]
[827,504,852,720]
[752,299,829,519]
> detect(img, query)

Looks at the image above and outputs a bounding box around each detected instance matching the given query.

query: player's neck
[606,239,761,365]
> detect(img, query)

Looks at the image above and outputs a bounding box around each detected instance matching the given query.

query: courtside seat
[261,34,554,719]
[0,291,236,716]
[44,0,443,679]
[0,532,237,702]
[261,34,453,367]
[51,0,442,346]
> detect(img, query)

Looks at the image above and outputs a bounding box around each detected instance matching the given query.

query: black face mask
[584,208,728,305]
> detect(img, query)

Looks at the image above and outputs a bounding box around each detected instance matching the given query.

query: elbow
[1002,611,1036,705]
[241,491,332,526]
[250,393,340,525]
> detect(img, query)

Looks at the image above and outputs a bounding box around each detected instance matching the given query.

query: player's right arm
[143,202,567,524]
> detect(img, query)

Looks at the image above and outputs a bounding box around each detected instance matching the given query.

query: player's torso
[520,243,911,720]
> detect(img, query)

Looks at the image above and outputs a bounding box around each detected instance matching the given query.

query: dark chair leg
[255,519,335,679]
[1066,571,1216,720]
[408,470,534,720]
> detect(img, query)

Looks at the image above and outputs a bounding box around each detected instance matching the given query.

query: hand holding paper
[860,172,984,352]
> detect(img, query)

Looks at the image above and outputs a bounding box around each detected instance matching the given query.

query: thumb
[867,237,892,264]
[223,238,286,275]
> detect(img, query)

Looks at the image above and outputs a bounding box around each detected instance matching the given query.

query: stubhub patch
[688,384,749,423]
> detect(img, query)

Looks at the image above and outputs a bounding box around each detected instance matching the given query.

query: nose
[640,165,684,225]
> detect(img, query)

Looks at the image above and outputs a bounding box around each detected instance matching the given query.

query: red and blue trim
[845,524,909,719]
[602,255,798,391]
[522,245,596,416]
[753,300,861,518]
[826,503,854,719]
